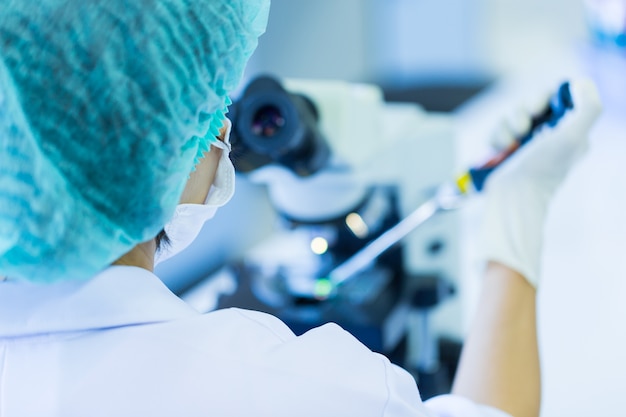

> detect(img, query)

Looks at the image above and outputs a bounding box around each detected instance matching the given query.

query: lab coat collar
[0,266,199,337]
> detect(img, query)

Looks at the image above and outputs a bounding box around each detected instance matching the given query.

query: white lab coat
[0,266,510,417]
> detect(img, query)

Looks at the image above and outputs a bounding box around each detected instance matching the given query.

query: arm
[452,262,540,417]
[448,79,602,417]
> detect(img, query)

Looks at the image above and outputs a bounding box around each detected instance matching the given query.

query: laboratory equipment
[227,76,331,176]
[316,81,574,299]
[219,75,462,380]
[209,75,573,396]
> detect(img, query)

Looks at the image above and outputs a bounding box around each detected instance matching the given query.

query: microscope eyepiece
[252,105,285,138]
[229,75,330,177]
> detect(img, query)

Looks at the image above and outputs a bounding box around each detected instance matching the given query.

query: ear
[178,145,222,205]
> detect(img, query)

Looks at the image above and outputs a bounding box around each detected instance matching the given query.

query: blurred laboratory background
[156,0,626,415]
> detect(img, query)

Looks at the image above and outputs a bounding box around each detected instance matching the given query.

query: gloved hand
[481,78,603,288]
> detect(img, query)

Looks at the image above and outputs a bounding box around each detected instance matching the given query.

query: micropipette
[313,81,575,300]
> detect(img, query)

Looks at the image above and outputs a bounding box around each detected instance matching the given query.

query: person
[0,1,603,416]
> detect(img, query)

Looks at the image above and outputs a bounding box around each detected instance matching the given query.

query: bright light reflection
[310,237,329,255]
[346,213,369,238]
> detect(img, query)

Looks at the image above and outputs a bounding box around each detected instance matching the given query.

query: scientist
[0,1,602,416]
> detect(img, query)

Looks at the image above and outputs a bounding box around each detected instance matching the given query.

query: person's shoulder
[200,308,373,361]
[221,309,369,351]
[213,307,297,342]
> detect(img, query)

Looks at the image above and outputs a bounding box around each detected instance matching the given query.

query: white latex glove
[482,78,603,288]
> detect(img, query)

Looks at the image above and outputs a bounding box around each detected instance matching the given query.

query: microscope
[215,75,461,397]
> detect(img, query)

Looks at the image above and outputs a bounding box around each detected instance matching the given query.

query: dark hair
[155,229,170,253]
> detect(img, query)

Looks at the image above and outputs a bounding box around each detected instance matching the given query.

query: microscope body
[220,77,464,352]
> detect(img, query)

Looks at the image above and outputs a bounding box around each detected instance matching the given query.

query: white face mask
[155,126,235,265]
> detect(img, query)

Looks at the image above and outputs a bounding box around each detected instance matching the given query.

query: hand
[481,78,603,288]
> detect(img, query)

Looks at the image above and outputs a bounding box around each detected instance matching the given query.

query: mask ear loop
[219,117,232,145]
[204,119,235,207]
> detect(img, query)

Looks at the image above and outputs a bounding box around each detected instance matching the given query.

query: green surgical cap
[0,0,270,283]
